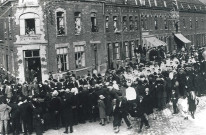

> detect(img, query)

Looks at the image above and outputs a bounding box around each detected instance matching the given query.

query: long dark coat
[61,93,73,125]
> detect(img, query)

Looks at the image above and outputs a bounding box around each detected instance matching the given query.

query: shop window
[56,11,66,35]
[123,16,127,31]
[106,16,109,32]
[56,48,68,72]
[114,43,120,60]
[129,16,133,31]
[91,12,98,32]
[75,46,85,68]
[75,12,81,35]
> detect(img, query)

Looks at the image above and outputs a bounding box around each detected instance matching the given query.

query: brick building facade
[0,0,206,82]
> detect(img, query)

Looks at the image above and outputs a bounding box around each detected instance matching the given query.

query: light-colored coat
[0,104,12,120]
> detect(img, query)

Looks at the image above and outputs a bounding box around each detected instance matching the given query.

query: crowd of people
[0,46,205,135]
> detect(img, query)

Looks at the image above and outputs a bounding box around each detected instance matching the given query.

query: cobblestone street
[33,97,206,135]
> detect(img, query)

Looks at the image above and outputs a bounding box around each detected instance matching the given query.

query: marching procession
[0,46,206,135]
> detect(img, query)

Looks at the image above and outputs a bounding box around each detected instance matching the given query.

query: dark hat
[53,79,58,82]
[60,79,65,82]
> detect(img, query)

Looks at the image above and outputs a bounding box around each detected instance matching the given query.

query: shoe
[63,131,68,134]
[102,123,105,126]
[145,126,150,129]
[115,129,120,133]
[138,129,142,133]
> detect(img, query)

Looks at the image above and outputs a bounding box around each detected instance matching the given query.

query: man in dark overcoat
[61,89,73,134]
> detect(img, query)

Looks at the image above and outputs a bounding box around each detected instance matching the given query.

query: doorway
[24,50,42,83]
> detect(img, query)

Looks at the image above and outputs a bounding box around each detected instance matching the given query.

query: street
[37,97,206,135]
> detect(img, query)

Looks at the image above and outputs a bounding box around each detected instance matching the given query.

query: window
[113,16,118,32]
[183,19,186,28]
[131,41,135,57]
[181,4,184,9]
[20,13,40,36]
[164,17,168,29]
[134,16,138,30]
[141,15,144,30]
[125,42,129,58]
[25,19,35,35]
[148,0,151,7]
[144,16,148,30]
[123,16,127,31]
[188,4,191,10]
[154,16,158,30]
[114,43,120,60]
[25,50,40,58]
[56,48,68,71]
[129,16,133,31]
[154,0,157,6]
[56,12,66,35]
[164,1,167,7]
[195,19,198,28]
[75,46,85,68]
[106,16,109,32]
[194,5,197,10]
[140,0,145,6]
[75,12,81,35]
[190,19,192,29]
[91,12,98,32]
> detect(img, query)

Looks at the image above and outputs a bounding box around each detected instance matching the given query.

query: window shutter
[20,19,25,35]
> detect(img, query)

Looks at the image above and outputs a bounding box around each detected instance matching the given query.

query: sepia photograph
[0,0,206,135]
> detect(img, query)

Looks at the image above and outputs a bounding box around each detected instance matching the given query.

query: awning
[174,33,191,44]
[144,37,167,48]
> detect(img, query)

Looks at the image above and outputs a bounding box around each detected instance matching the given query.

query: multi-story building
[0,0,206,82]
[0,0,107,82]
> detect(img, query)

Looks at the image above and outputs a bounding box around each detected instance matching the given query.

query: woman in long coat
[98,95,106,125]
